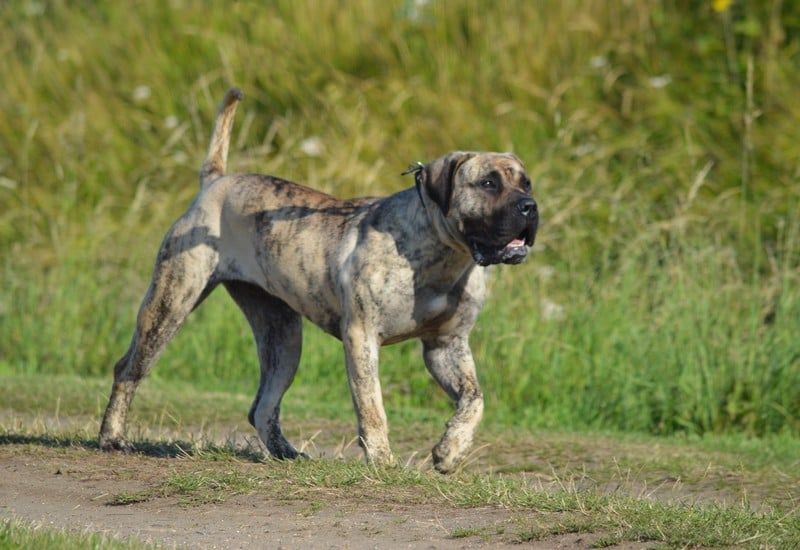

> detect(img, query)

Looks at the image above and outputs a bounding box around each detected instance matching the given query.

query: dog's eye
[480,180,497,190]
[522,178,532,192]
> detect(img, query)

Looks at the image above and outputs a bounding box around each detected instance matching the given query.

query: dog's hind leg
[224,281,304,459]
[99,216,220,451]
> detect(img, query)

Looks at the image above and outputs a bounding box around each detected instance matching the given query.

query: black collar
[401,161,426,206]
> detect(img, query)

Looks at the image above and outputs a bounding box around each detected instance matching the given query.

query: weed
[102,458,800,547]
[449,526,485,539]
[0,518,150,549]
[1,0,798,447]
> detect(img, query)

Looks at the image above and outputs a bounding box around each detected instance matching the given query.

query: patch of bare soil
[0,444,641,549]
[2,411,794,548]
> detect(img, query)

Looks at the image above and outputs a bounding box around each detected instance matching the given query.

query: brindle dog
[99,88,538,473]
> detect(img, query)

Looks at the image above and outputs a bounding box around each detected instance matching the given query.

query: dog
[99,88,538,473]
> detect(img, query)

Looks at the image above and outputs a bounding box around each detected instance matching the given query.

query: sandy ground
[2,409,795,548]
[0,444,652,549]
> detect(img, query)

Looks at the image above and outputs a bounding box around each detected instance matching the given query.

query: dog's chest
[350,240,482,343]
[374,276,472,344]
[377,299,448,344]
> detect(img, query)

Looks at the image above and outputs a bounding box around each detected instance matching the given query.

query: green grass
[450,526,491,540]
[1,0,799,439]
[2,373,798,511]
[513,518,598,544]
[102,459,799,548]
[1,374,798,547]
[0,519,150,550]
[111,470,256,507]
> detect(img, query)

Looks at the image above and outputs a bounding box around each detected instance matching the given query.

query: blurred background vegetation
[0,0,798,437]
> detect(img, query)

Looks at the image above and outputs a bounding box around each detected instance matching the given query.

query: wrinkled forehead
[459,153,527,182]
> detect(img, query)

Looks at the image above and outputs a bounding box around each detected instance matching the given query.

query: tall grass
[1,1,798,436]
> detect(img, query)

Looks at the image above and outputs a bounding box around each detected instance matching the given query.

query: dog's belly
[259,266,343,338]
[222,240,340,337]
[217,202,349,337]
[216,246,342,337]
[236,252,458,345]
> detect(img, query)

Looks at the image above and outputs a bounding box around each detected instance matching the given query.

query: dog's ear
[421,152,474,216]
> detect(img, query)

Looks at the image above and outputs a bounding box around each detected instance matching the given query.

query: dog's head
[417,151,538,266]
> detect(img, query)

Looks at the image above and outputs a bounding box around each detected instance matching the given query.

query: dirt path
[0,444,636,549]
[1,402,796,548]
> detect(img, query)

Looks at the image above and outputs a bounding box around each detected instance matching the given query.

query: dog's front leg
[422,335,484,473]
[342,321,394,466]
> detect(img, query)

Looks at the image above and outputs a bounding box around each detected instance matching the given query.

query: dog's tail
[200,87,243,187]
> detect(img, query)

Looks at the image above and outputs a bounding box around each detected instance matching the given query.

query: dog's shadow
[0,432,266,462]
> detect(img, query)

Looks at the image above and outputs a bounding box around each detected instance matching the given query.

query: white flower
[299,137,324,157]
[406,0,432,22]
[648,75,672,89]
[24,1,45,16]
[590,56,608,68]
[132,85,151,102]
[0,176,18,190]
[164,115,179,129]
[540,299,566,322]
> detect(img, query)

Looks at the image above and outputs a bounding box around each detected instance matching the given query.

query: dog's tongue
[504,238,525,250]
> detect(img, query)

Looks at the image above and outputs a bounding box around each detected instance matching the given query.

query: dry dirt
[0,443,650,549]
[1,409,795,548]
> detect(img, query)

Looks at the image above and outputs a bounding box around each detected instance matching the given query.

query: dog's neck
[415,186,473,259]
[387,187,479,291]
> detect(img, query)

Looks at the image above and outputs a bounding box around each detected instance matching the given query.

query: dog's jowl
[99,88,538,473]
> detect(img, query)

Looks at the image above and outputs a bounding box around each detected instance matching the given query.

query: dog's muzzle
[469,198,538,267]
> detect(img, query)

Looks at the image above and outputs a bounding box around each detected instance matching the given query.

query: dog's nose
[517,198,537,219]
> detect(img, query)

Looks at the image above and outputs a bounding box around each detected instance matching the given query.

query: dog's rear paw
[99,436,133,453]
[266,439,307,460]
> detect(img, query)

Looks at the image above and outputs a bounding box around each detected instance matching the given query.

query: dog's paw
[364,449,396,468]
[99,436,133,453]
[432,443,462,474]
[267,439,307,461]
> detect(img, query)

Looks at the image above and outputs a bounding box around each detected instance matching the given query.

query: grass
[111,470,256,507]
[1,2,799,439]
[449,526,488,539]
[513,518,597,543]
[1,374,798,547]
[99,458,799,548]
[2,373,798,509]
[3,431,799,546]
[0,519,151,550]
[3,4,799,546]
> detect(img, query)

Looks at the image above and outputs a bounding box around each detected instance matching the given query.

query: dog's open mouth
[470,227,534,266]
[504,236,526,250]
